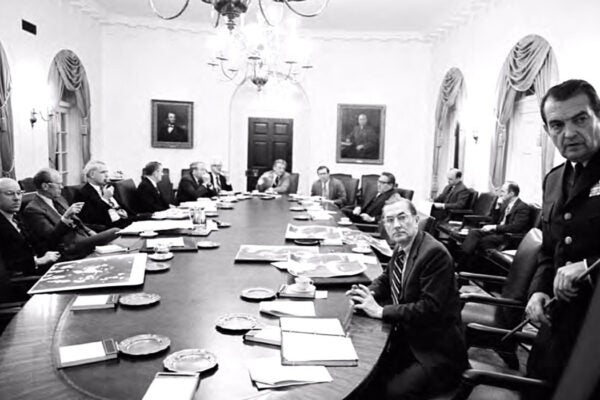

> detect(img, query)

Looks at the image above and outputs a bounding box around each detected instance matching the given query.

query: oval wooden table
[0,197,391,400]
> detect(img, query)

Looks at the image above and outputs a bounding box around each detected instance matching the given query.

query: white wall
[0,0,102,178]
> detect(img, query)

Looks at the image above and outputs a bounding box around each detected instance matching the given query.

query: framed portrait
[151,99,193,149]
[336,104,386,164]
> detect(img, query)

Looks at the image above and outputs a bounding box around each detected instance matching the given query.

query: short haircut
[449,168,462,179]
[541,79,600,124]
[273,159,287,169]
[380,172,396,186]
[33,168,57,189]
[83,160,106,179]
[210,158,223,166]
[506,181,520,196]
[142,161,162,176]
[382,197,417,217]
[317,166,329,173]
[189,161,202,170]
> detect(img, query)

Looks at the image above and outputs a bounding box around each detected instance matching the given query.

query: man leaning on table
[256,159,291,194]
[347,199,468,399]
[310,165,347,206]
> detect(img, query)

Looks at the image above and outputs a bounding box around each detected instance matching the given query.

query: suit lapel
[35,195,61,224]
[564,152,600,208]
[401,231,424,296]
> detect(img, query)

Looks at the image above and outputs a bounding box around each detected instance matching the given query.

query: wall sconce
[472,130,479,144]
[30,108,54,128]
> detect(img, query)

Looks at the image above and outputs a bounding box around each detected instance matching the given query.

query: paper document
[247,356,332,389]
[281,331,358,366]
[307,211,332,220]
[146,237,185,249]
[280,317,345,336]
[95,244,127,254]
[259,300,316,317]
[119,219,194,234]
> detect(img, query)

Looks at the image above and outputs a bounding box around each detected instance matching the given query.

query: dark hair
[383,198,417,217]
[32,168,55,189]
[453,169,462,179]
[506,181,520,196]
[381,172,396,186]
[142,161,162,176]
[273,159,287,169]
[540,79,600,124]
[317,166,329,173]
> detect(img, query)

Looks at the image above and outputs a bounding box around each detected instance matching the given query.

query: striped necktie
[391,249,406,305]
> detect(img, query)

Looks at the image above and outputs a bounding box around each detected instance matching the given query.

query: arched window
[0,42,15,178]
[490,34,558,192]
[47,49,91,184]
[430,67,466,197]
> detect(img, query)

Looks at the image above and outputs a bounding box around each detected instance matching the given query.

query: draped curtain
[489,34,558,188]
[47,49,91,168]
[430,67,466,197]
[0,42,15,178]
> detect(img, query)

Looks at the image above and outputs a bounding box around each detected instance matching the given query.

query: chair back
[330,173,351,180]
[181,168,190,178]
[333,175,359,206]
[417,215,436,235]
[288,173,299,194]
[113,179,138,214]
[466,189,478,210]
[472,192,497,216]
[529,204,542,228]
[19,192,36,212]
[18,178,35,192]
[62,184,84,205]
[157,168,175,205]
[395,187,414,201]
[359,174,379,206]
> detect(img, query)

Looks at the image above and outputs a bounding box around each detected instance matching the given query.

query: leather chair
[332,175,359,206]
[449,191,497,223]
[158,168,175,205]
[358,174,379,205]
[330,173,351,180]
[18,177,35,192]
[113,178,138,214]
[62,184,84,205]
[19,192,36,212]
[288,173,299,194]
[395,187,414,201]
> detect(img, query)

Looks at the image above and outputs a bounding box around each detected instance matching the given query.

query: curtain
[431,67,466,197]
[489,34,558,188]
[47,49,91,168]
[0,42,15,178]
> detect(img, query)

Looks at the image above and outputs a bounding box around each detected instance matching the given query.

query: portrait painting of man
[337,104,385,164]
[151,99,193,149]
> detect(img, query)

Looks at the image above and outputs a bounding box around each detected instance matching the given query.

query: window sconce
[30,108,54,128]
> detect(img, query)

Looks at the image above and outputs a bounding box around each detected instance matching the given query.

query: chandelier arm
[220,59,238,81]
[214,12,221,28]
[148,0,191,20]
[258,0,276,27]
[282,0,330,18]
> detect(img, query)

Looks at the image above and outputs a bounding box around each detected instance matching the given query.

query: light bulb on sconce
[30,108,54,128]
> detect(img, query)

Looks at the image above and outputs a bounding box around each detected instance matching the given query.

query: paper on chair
[259,300,316,317]
[247,356,332,388]
[146,237,185,249]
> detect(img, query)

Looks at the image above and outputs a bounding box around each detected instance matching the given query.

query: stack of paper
[58,339,118,368]
[146,237,186,249]
[243,326,282,346]
[95,244,127,254]
[247,356,332,389]
[307,210,332,220]
[259,300,316,317]
[71,294,119,311]
[120,219,194,234]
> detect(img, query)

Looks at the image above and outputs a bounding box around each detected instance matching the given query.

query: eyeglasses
[46,181,63,188]
[383,213,412,225]
[377,180,390,184]
[0,190,25,197]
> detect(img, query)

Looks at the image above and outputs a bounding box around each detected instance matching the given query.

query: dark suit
[0,214,37,274]
[310,178,347,206]
[369,231,468,398]
[431,181,470,221]
[527,150,600,389]
[177,173,216,203]
[74,183,130,231]
[157,122,187,142]
[136,177,169,213]
[343,188,396,223]
[210,172,232,192]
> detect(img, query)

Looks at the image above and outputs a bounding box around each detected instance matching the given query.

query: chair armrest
[459,369,550,392]
[353,222,379,233]
[462,215,493,227]
[458,272,507,285]
[502,232,525,249]
[460,293,524,308]
[467,323,536,343]
[447,209,474,221]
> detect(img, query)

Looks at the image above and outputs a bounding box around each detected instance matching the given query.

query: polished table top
[0,197,391,400]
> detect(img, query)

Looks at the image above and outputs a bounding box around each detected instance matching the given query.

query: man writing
[431,168,470,221]
[310,166,346,206]
[346,199,467,399]
[256,159,291,194]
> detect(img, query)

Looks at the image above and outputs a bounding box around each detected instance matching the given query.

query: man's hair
[189,161,203,170]
[449,168,462,179]
[273,159,287,169]
[506,181,520,196]
[540,79,600,124]
[33,168,58,189]
[380,172,396,186]
[142,161,162,176]
[382,198,417,217]
[83,160,106,179]
[317,166,330,173]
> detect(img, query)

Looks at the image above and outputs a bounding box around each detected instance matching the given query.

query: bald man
[431,169,470,221]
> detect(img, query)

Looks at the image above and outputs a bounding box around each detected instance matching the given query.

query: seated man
[431,168,470,221]
[209,158,233,193]
[310,166,347,206]
[22,168,117,260]
[458,181,530,271]
[177,162,217,203]
[343,172,396,224]
[75,160,131,231]
[347,199,468,399]
[256,159,291,194]
[0,178,59,275]
[136,161,170,212]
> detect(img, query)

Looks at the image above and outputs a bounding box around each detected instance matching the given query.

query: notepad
[247,356,332,389]
[259,300,316,317]
[280,317,346,336]
[146,237,186,249]
[58,339,118,368]
[243,326,282,347]
[71,294,119,311]
[142,372,200,400]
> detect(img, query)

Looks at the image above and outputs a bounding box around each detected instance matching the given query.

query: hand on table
[352,206,361,216]
[360,213,375,223]
[346,284,383,319]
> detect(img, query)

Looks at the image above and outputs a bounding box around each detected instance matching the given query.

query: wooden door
[246,117,293,191]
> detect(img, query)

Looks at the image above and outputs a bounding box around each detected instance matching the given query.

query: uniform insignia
[590,180,600,197]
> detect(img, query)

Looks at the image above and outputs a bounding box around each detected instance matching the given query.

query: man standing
[525,79,600,395]
[256,159,291,194]
[136,161,170,212]
[344,172,396,223]
[345,113,379,159]
[347,199,467,399]
[310,166,347,206]
[431,168,470,221]
[209,159,233,192]
[177,162,217,203]
[157,112,187,143]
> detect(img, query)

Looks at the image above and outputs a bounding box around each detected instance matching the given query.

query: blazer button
[564,213,572,221]
[564,236,573,245]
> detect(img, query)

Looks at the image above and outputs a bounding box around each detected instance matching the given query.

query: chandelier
[148,0,330,31]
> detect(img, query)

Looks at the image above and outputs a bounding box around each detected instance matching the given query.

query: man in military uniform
[525,79,600,395]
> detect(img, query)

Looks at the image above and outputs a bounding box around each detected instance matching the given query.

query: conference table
[0,196,392,400]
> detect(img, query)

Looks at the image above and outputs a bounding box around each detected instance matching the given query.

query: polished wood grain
[0,197,391,400]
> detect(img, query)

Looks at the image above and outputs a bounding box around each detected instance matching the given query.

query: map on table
[340,229,393,257]
[235,245,319,262]
[285,224,343,241]
[286,253,367,278]
[28,253,147,294]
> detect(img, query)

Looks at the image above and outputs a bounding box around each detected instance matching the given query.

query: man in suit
[157,112,187,143]
[344,172,397,223]
[431,168,470,221]
[177,162,217,203]
[347,199,468,399]
[525,79,600,396]
[458,181,531,270]
[256,159,291,194]
[310,166,347,206]
[209,159,233,193]
[0,178,59,275]
[343,113,379,159]
[22,168,117,260]
[75,160,130,231]
[136,161,170,212]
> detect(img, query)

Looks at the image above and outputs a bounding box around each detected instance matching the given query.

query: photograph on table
[336,104,386,164]
[235,245,319,262]
[151,99,193,149]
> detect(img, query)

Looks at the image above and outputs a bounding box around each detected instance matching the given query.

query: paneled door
[246,117,293,191]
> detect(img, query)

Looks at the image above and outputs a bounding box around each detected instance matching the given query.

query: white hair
[83,160,107,180]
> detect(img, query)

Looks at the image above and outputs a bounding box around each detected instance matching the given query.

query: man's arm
[22,207,72,253]
[496,203,531,234]
[256,172,271,192]
[310,181,319,197]
[272,174,291,194]
[368,270,391,304]
[444,187,470,210]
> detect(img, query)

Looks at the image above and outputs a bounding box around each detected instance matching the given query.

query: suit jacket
[362,188,396,220]
[0,214,36,274]
[433,181,470,210]
[136,177,170,212]
[75,183,128,231]
[210,172,233,192]
[177,173,216,203]
[493,197,531,234]
[256,171,291,194]
[370,231,468,373]
[310,178,347,206]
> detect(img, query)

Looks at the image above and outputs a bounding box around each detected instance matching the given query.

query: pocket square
[589,180,600,197]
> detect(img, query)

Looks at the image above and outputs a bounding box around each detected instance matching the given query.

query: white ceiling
[87,0,490,35]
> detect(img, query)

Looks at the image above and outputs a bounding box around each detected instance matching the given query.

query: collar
[90,182,104,196]
[506,197,518,209]
[145,176,158,188]
[570,160,589,169]
[0,209,16,224]
[397,233,416,259]
[37,193,56,208]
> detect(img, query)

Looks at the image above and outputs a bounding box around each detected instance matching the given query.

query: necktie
[273,176,280,188]
[213,173,221,191]
[53,199,67,215]
[391,250,406,305]
[500,204,511,225]
[322,182,329,199]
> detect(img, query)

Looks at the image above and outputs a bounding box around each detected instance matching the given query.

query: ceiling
[87,0,491,35]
